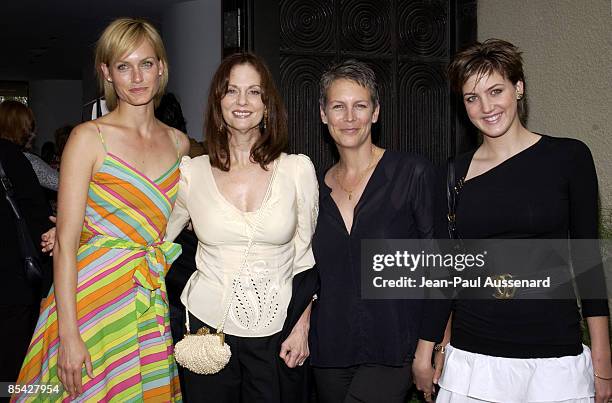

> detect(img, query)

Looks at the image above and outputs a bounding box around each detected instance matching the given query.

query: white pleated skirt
[436,344,594,403]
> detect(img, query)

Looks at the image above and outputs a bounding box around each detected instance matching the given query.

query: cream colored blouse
[165,153,318,337]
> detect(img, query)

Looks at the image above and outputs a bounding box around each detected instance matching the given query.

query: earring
[262,109,268,130]
[106,78,112,83]
[219,122,224,133]
[516,90,523,100]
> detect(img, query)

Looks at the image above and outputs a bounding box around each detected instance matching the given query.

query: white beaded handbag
[173,234,255,375]
[174,161,277,375]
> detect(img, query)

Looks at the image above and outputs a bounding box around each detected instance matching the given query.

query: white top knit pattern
[165,153,318,337]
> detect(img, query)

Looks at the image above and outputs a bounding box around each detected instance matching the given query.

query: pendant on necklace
[348,192,352,201]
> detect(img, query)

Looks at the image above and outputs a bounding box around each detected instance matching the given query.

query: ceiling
[0,0,191,80]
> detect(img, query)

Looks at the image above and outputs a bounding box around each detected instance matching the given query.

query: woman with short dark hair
[434,38,612,403]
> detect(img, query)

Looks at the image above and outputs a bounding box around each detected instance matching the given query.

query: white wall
[162,0,222,140]
[478,0,612,215]
[29,80,82,152]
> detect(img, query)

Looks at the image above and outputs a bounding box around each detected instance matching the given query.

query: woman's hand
[41,216,56,255]
[412,355,435,402]
[280,301,312,368]
[594,376,612,403]
[57,333,94,399]
[279,323,309,368]
[412,340,436,402]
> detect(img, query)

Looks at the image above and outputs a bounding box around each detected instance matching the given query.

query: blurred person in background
[0,100,59,192]
[0,118,52,386]
[53,124,74,170]
[40,141,57,167]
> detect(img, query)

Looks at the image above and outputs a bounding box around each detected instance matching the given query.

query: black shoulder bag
[0,159,45,287]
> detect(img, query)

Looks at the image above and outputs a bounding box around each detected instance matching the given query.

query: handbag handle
[184,158,280,334]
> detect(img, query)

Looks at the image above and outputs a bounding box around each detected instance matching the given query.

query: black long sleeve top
[310,150,445,367]
[438,135,609,358]
[0,139,52,305]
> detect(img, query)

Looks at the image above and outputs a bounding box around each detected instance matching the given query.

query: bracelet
[434,344,447,354]
[594,372,612,381]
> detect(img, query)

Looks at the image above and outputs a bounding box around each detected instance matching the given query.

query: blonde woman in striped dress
[13,18,189,402]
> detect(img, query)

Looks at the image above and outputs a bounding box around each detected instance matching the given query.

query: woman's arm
[587,317,612,403]
[279,155,319,368]
[53,125,100,398]
[289,154,318,276]
[566,141,611,403]
[433,315,452,383]
[409,159,450,401]
[164,156,192,242]
[24,152,59,191]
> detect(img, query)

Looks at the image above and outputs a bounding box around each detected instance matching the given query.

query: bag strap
[0,159,23,220]
[0,158,42,264]
[446,157,459,239]
[184,158,281,334]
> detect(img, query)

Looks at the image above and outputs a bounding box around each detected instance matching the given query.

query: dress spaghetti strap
[173,130,181,160]
[94,123,108,152]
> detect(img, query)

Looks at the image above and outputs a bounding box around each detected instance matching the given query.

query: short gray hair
[319,59,379,108]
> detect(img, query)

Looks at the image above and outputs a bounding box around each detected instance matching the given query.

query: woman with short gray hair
[309,59,445,402]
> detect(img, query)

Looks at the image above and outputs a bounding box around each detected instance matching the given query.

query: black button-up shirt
[310,150,443,367]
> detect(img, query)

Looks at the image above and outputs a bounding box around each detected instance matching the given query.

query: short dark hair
[319,59,379,108]
[204,52,287,171]
[448,38,527,123]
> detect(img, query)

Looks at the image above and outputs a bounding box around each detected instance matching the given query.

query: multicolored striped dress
[13,143,183,402]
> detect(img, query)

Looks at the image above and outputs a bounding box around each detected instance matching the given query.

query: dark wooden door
[279,0,477,171]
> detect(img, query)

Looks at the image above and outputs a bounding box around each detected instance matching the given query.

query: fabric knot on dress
[86,235,182,335]
[87,235,181,290]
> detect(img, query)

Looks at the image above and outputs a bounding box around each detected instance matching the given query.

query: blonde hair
[94,18,168,111]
